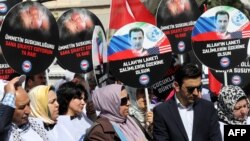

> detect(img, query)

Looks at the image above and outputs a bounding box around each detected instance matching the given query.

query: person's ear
[173,81,180,92]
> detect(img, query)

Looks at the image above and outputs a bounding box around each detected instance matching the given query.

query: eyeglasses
[120,95,130,106]
[186,84,202,94]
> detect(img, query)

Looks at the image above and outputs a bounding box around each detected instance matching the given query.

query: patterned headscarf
[28,85,55,124]
[217,85,250,125]
[92,84,147,141]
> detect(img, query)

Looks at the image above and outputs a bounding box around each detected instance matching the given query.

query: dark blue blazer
[0,104,14,141]
[153,97,222,141]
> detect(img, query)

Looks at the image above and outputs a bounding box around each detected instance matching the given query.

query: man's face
[31,73,46,87]
[175,77,202,106]
[64,12,93,34]
[130,31,144,50]
[65,12,86,34]
[215,14,229,33]
[20,6,43,29]
[12,87,31,126]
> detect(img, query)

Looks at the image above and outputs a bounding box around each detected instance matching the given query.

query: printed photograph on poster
[108,22,171,61]
[0,1,58,75]
[57,8,94,41]
[56,8,104,73]
[0,0,21,79]
[92,25,108,87]
[156,0,201,54]
[192,6,250,70]
[108,22,172,88]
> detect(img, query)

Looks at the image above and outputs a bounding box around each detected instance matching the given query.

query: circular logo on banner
[220,57,230,68]
[231,75,241,85]
[156,0,201,54]
[22,60,32,73]
[192,6,250,70]
[178,41,185,52]
[231,11,245,26]
[139,74,150,85]
[92,25,108,87]
[56,8,105,73]
[0,3,7,13]
[108,22,172,88]
[0,0,22,16]
[210,59,250,87]
[80,60,89,71]
[0,1,58,75]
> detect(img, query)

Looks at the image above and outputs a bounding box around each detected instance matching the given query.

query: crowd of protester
[1,62,250,141]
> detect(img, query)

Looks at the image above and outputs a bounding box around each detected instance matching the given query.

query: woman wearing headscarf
[85,84,147,141]
[217,85,250,140]
[126,87,153,140]
[28,85,59,141]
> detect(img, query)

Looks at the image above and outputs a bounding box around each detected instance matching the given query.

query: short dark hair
[215,10,229,20]
[76,84,88,101]
[57,82,84,115]
[174,63,201,86]
[129,27,144,38]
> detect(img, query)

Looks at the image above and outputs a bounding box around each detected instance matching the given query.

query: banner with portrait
[192,6,250,70]
[92,25,108,87]
[56,8,105,73]
[0,1,58,75]
[0,0,21,79]
[108,22,172,88]
[157,0,201,54]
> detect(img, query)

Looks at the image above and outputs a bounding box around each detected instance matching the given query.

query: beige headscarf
[28,85,55,124]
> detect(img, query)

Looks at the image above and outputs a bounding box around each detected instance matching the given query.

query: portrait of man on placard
[3,1,56,39]
[215,10,242,39]
[10,2,50,31]
[57,8,94,42]
[129,27,149,57]
[166,0,191,17]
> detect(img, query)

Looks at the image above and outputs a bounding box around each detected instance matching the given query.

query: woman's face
[233,98,249,121]
[119,89,130,117]
[68,93,85,116]
[48,90,59,121]
[136,91,146,111]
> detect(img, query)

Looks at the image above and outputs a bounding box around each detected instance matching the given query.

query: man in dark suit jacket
[0,77,19,140]
[153,63,222,141]
[0,104,14,140]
